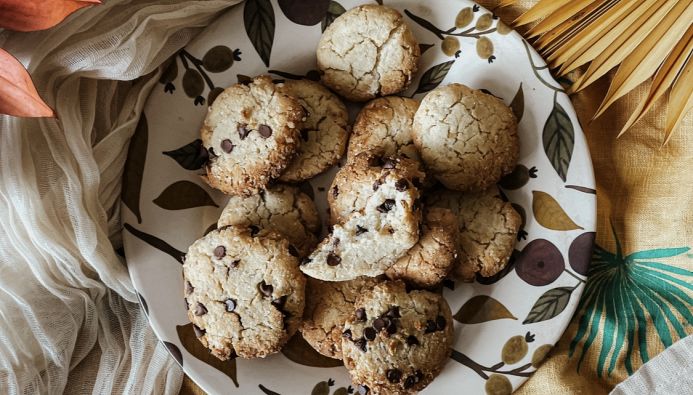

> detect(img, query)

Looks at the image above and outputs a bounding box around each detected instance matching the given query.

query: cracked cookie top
[183,226,305,359]
[413,83,519,191]
[317,5,420,102]
[426,187,520,281]
[217,184,320,257]
[201,75,305,196]
[342,281,453,394]
[277,79,350,182]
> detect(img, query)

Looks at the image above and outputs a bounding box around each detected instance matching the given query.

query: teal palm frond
[569,226,692,377]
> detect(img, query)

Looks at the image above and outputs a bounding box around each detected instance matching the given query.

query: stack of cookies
[182,4,521,394]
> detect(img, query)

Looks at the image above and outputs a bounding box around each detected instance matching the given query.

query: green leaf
[597,282,617,377]
[523,286,574,324]
[627,286,650,363]
[608,276,629,375]
[634,264,693,292]
[321,1,346,32]
[637,260,693,277]
[625,275,673,348]
[281,333,343,367]
[631,270,689,339]
[542,97,574,182]
[123,223,185,264]
[177,324,238,387]
[414,60,455,95]
[153,181,218,210]
[576,284,606,371]
[626,247,690,261]
[162,139,209,170]
[454,295,517,324]
[244,0,275,67]
[510,83,524,122]
[122,114,148,223]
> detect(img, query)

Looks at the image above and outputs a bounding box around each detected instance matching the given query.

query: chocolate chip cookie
[413,83,519,191]
[183,226,305,359]
[427,187,521,281]
[301,276,382,359]
[342,281,453,394]
[277,79,349,182]
[317,5,420,102]
[217,184,320,257]
[201,75,305,196]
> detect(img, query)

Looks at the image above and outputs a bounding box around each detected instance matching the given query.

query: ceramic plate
[122,1,596,394]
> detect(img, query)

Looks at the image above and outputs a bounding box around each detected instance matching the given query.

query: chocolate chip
[354,337,367,352]
[342,329,352,340]
[221,139,234,153]
[355,225,368,235]
[357,385,369,395]
[238,124,249,140]
[385,306,401,318]
[300,257,312,265]
[288,245,299,257]
[406,335,419,346]
[403,375,417,389]
[382,158,396,169]
[185,281,194,295]
[373,318,386,331]
[386,369,402,383]
[332,185,339,197]
[355,308,367,322]
[425,320,437,333]
[386,320,397,335]
[327,252,341,266]
[395,178,409,191]
[363,327,377,341]
[229,259,240,268]
[258,281,273,297]
[300,129,310,142]
[367,156,383,167]
[193,324,206,338]
[213,246,226,259]
[436,315,447,330]
[376,199,395,213]
[271,295,287,309]
[258,124,272,138]
[194,302,207,316]
[224,298,236,312]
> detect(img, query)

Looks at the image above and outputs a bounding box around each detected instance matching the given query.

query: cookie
[412,83,519,191]
[201,75,305,196]
[328,151,425,225]
[317,5,420,102]
[385,207,458,288]
[217,184,320,257]
[301,276,382,359]
[301,170,421,281]
[277,80,349,182]
[427,187,521,281]
[348,96,420,162]
[342,281,453,394]
[183,226,306,359]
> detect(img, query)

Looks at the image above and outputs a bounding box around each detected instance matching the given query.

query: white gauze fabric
[0,1,241,394]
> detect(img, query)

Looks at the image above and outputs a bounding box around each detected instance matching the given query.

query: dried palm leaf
[506,0,693,141]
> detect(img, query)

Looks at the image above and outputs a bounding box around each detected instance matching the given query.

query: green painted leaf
[626,247,690,261]
[510,83,524,122]
[162,139,209,170]
[637,260,693,277]
[282,333,343,367]
[414,60,455,94]
[453,295,517,324]
[153,180,218,210]
[244,0,275,67]
[177,324,238,387]
[122,114,148,223]
[542,97,574,181]
[321,1,345,32]
[523,286,574,324]
[123,223,185,264]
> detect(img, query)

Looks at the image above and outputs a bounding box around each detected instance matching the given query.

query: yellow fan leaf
[619,24,693,136]
[570,0,678,93]
[534,0,611,50]
[664,58,693,143]
[594,0,693,118]
[514,0,574,27]
[527,0,599,38]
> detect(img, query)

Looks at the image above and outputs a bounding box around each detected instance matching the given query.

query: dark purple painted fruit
[569,232,595,276]
[515,239,564,286]
[278,0,330,26]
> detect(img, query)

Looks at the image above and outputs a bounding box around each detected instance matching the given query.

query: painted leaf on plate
[0,0,100,32]
[153,180,218,210]
[122,114,148,223]
[453,295,517,324]
[321,1,346,32]
[510,83,524,121]
[523,286,574,324]
[532,191,583,230]
[162,139,209,170]
[123,223,185,264]
[542,98,574,181]
[414,60,455,94]
[177,323,239,387]
[0,49,54,117]
[244,0,275,67]
[282,333,343,367]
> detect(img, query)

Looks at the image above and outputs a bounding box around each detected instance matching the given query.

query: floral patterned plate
[121,1,596,394]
